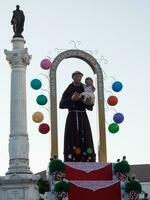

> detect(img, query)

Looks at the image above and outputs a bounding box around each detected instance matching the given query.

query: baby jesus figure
[80,77,95,105]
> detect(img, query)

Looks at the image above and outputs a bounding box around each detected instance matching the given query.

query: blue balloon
[30,79,42,90]
[112,81,123,92]
[113,113,124,124]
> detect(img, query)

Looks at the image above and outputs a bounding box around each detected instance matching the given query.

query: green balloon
[87,147,93,154]
[31,79,42,90]
[36,95,48,105]
[108,123,119,133]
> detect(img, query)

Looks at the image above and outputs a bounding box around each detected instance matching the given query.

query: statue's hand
[71,92,81,101]
[83,98,94,106]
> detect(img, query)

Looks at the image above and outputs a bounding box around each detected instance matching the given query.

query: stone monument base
[0,174,40,200]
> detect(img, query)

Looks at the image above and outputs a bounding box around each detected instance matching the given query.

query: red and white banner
[68,180,121,200]
[65,162,112,180]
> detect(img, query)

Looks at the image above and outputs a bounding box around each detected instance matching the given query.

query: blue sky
[0,0,150,175]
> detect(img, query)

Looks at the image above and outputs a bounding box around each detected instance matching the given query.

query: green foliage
[37,178,49,194]
[114,159,131,173]
[39,198,44,200]
[125,178,142,193]
[54,180,70,193]
[49,159,65,174]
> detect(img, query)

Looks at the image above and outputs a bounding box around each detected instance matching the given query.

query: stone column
[4,37,32,175]
[0,37,40,200]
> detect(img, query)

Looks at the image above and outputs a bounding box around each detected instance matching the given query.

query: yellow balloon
[32,112,44,123]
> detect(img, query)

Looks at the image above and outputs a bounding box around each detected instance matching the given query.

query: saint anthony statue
[11,5,25,38]
[59,71,96,162]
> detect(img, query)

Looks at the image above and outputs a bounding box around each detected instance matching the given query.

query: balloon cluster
[30,58,52,134]
[107,81,124,134]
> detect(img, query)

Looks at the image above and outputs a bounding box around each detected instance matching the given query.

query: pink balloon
[40,59,52,70]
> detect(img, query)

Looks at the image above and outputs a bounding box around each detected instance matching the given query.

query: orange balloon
[32,112,44,123]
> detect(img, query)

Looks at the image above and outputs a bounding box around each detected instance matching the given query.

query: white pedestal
[0,174,40,200]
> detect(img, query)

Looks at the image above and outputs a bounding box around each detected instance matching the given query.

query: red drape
[68,181,121,200]
[65,163,112,180]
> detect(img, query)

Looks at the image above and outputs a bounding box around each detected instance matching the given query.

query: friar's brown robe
[59,82,96,162]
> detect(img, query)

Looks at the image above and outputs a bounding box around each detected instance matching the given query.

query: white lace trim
[65,162,112,173]
[69,180,119,191]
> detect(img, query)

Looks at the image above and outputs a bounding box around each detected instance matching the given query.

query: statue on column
[11,5,25,38]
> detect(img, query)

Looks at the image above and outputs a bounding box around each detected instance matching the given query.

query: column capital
[4,48,32,68]
[4,37,31,68]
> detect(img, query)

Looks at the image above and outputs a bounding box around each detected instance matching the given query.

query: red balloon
[39,123,50,134]
[107,96,118,106]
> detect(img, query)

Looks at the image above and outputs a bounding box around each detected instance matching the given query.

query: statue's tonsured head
[72,71,83,78]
